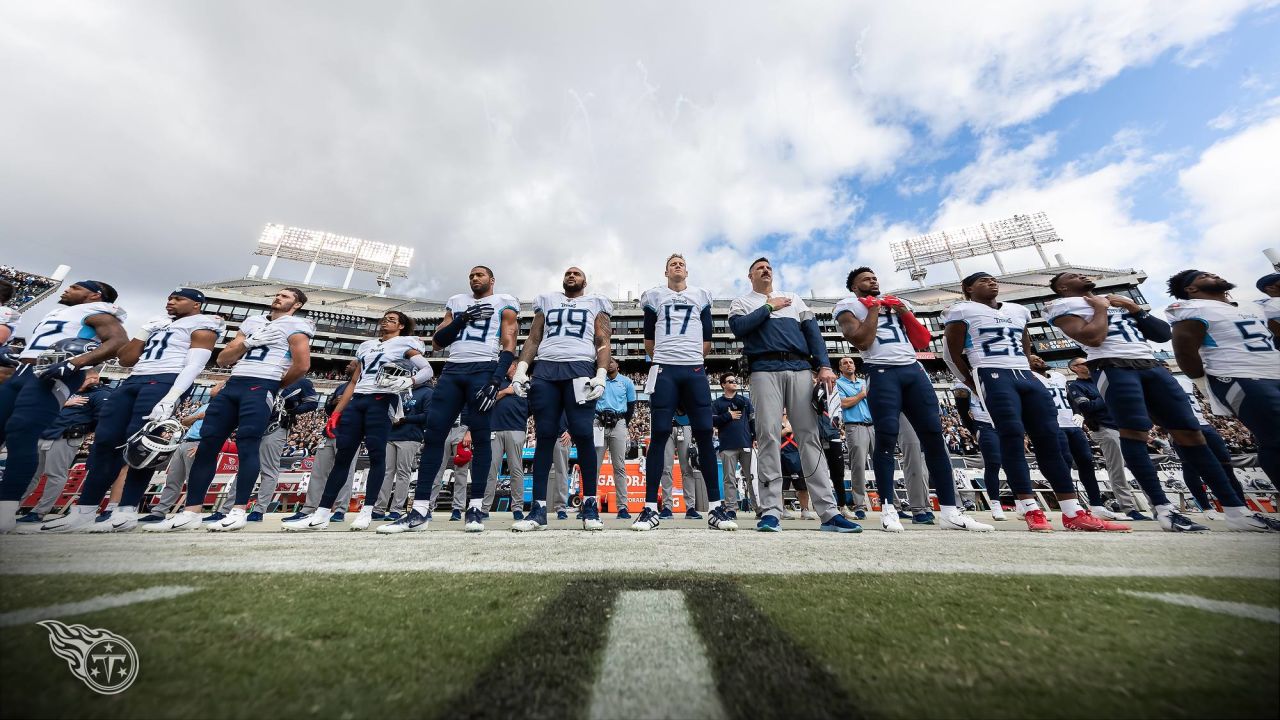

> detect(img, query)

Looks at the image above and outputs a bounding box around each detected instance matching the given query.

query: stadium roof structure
[190,262,1147,318]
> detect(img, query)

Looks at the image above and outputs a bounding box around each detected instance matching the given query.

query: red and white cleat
[1062,510,1131,533]
[1023,508,1054,533]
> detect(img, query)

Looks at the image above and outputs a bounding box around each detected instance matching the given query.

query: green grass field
[2,571,1277,719]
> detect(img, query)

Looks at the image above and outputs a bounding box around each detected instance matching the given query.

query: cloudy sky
[3,1,1278,333]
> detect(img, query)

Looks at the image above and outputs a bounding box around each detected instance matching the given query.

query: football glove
[244,326,285,348]
[325,411,342,439]
[880,295,905,309]
[474,380,500,413]
[455,302,495,325]
[858,296,881,309]
[585,368,607,402]
[145,399,177,422]
[511,361,530,398]
[37,359,79,381]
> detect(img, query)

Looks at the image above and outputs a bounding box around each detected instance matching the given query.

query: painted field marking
[1122,591,1280,624]
[0,586,199,628]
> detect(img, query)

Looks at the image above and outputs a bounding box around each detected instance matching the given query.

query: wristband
[764,303,774,313]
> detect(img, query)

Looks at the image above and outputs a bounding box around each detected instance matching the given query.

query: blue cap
[961,271,994,289]
[169,288,205,303]
[1256,273,1280,293]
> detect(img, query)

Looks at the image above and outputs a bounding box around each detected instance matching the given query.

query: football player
[378,266,518,534]
[1047,271,1239,532]
[1166,270,1280,531]
[1256,272,1280,340]
[628,254,736,531]
[511,266,612,532]
[284,311,430,532]
[146,288,313,532]
[944,272,1121,532]
[0,278,17,346]
[0,280,127,534]
[836,266,990,532]
[42,288,222,533]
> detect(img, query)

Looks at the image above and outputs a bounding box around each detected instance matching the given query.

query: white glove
[585,368,607,402]
[245,326,285,348]
[511,361,530,398]
[384,376,414,393]
[137,317,172,339]
[145,398,176,421]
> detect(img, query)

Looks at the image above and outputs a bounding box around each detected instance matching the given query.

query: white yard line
[588,590,725,720]
[1121,591,1280,624]
[0,586,199,628]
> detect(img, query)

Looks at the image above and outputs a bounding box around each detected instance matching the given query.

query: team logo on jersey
[38,620,140,695]
[989,372,1000,379]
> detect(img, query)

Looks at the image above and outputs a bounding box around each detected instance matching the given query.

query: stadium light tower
[891,212,1063,286]
[254,224,414,290]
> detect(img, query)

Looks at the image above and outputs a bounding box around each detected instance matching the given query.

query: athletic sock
[1089,505,1110,515]
[940,506,962,519]
[1017,498,1040,513]
[227,507,245,517]
[1059,499,1082,517]
[103,502,117,513]
[645,502,658,512]
[412,500,431,516]
[313,507,332,521]
[357,506,372,518]
[468,498,482,510]
[1223,505,1251,519]
[1153,503,1174,520]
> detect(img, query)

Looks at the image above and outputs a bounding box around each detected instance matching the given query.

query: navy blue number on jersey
[141,331,172,360]
[978,327,1025,356]
[1234,319,1274,351]
[245,346,270,361]
[463,317,492,342]
[361,351,386,375]
[664,304,693,335]
[1106,315,1143,342]
[877,314,902,343]
[29,320,69,351]
[545,308,588,338]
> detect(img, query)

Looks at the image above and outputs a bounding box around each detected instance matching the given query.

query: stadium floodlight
[254,224,414,289]
[891,212,1063,284]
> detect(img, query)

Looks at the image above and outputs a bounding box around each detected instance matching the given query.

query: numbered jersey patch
[1034,372,1076,428]
[353,335,426,393]
[1166,299,1279,380]
[18,301,128,360]
[133,314,225,376]
[232,314,315,381]
[942,300,1032,370]
[443,292,520,364]
[1044,296,1153,361]
[534,292,613,363]
[833,295,918,366]
[641,285,713,366]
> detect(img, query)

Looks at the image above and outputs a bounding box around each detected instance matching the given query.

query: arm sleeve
[409,353,434,385]
[432,318,463,346]
[643,308,657,341]
[701,306,713,342]
[161,347,212,404]
[800,318,831,369]
[1130,312,1172,343]
[728,304,771,338]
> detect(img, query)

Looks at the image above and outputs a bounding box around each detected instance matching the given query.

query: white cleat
[39,508,100,534]
[782,508,799,520]
[940,511,994,532]
[1201,509,1222,521]
[1091,506,1128,522]
[1224,512,1280,533]
[839,507,861,521]
[142,510,204,532]
[85,508,139,533]
[206,509,248,532]
[989,505,1007,521]
[881,510,905,533]
[350,508,372,531]
[800,510,819,521]
[282,513,329,532]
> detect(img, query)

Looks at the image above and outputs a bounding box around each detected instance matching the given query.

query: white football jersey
[443,293,520,364]
[1044,296,1153,361]
[1183,388,1208,426]
[534,292,613,363]
[231,314,315,381]
[1,306,19,336]
[953,381,991,424]
[1035,372,1076,428]
[942,300,1031,370]
[19,301,129,360]
[133,314,225,376]
[1165,299,1279,380]
[1256,297,1280,322]
[833,296,918,366]
[642,285,713,365]
[353,335,426,394]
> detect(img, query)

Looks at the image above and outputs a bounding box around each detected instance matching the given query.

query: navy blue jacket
[728,300,830,373]
[1066,377,1117,430]
[712,394,755,450]
[41,382,112,440]
[390,385,434,442]
[278,378,319,430]
[490,380,530,432]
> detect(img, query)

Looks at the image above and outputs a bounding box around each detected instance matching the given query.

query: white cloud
[0,0,1268,336]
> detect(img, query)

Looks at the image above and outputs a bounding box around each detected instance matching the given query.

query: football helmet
[375,358,417,391]
[122,418,185,469]
[810,382,830,416]
[33,338,100,373]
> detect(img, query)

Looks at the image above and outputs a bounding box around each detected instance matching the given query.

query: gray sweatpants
[484,430,526,513]
[26,437,81,516]
[595,417,630,507]
[843,424,873,511]
[376,439,421,513]
[662,428,709,512]
[153,440,201,514]
[304,442,355,513]
[719,448,755,510]
[898,413,930,512]
[1093,426,1141,511]
[751,370,838,522]
[429,425,470,513]
[219,426,289,512]
[544,440,571,512]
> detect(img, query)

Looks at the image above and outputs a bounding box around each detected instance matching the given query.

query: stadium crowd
[0,266,58,309]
